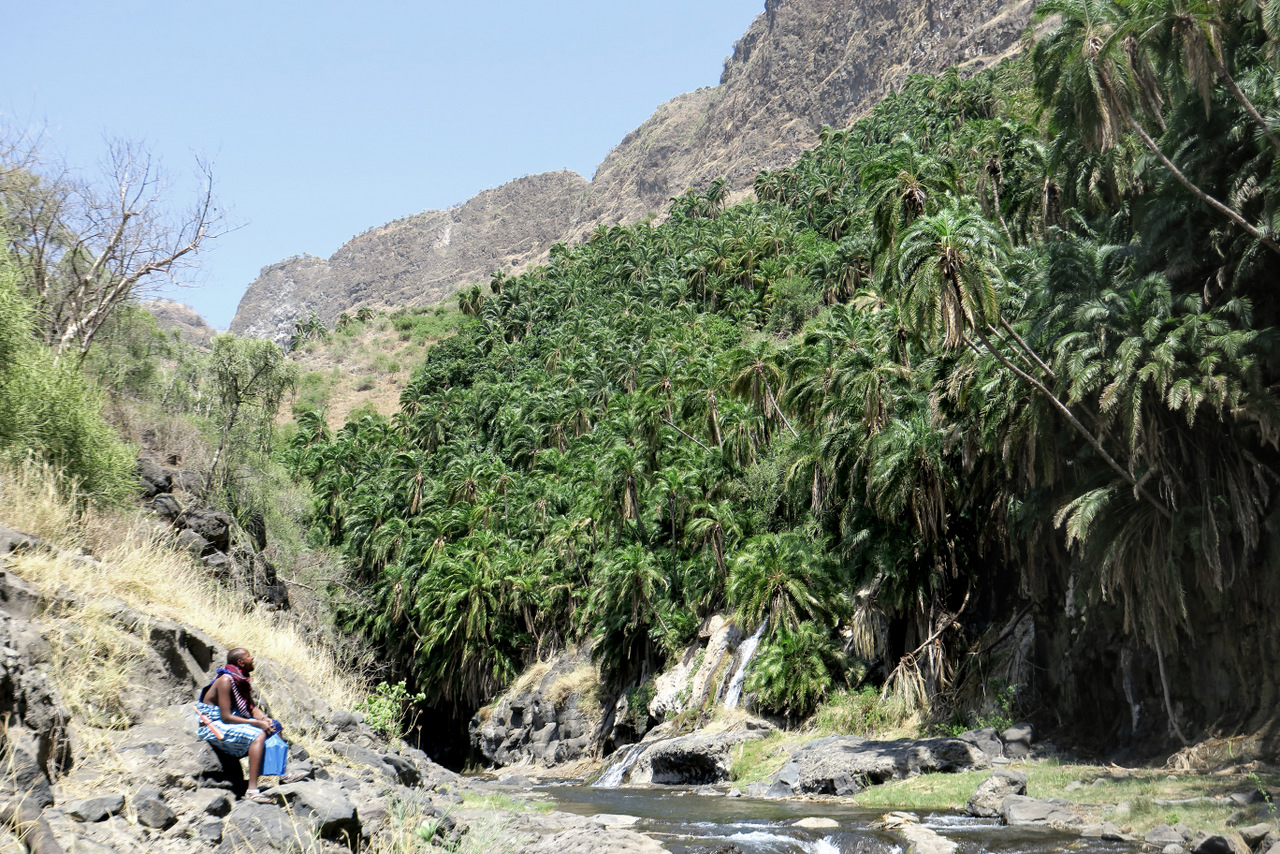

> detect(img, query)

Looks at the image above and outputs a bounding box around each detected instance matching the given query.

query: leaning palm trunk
[1122,113,1280,256]
[1207,52,1280,156]
[965,328,1171,519]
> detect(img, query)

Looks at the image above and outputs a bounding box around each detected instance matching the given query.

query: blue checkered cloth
[195,702,263,757]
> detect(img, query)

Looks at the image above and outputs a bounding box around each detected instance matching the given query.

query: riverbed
[538,785,1135,854]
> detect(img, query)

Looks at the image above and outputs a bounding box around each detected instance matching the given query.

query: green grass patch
[459,791,552,814]
[292,370,333,417]
[850,760,1280,837]
[387,305,462,344]
[729,732,797,784]
[812,688,909,736]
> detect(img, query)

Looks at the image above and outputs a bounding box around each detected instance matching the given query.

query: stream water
[540,785,1135,854]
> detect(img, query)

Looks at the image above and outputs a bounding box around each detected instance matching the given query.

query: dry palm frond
[881,657,930,715]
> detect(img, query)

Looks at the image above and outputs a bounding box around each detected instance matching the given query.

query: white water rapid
[592,742,645,788]
[722,620,767,709]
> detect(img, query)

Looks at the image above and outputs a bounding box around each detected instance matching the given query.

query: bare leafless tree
[1,132,221,361]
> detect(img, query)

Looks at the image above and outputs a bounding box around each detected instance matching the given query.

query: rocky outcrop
[230,171,590,344]
[0,547,476,854]
[761,735,990,796]
[470,649,602,767]
[576,0,1037,235]
[138,449,289,611]
[999,795,1082,828]
[230,0,1036,341]
[143,299,218,349]
[967,768,1027,817]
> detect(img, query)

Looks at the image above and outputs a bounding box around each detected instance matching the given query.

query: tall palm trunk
[966,325,1171,518]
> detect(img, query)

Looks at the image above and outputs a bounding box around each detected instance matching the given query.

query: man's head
[227,648,255,673]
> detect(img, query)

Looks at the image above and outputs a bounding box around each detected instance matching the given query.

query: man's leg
[247,732,267,793]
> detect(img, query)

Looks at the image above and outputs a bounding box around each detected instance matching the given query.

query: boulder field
[0,528,662,853]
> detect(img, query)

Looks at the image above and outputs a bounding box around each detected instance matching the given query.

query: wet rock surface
[626,729,768,785]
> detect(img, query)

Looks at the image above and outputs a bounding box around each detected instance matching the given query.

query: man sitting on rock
[196,647,303,801]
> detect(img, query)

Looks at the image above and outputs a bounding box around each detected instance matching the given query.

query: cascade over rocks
[626,728,770,785]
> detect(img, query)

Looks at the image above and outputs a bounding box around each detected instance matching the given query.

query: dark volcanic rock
[769,735,989,795]
[628,730,768,785]
[1000,794,1080,827]
[967,769,1027,817]
[65,795,125,822]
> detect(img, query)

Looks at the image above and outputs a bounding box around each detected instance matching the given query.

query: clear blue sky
[5,1,763,329]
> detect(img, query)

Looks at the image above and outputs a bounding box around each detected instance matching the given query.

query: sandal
[246,789,275,804]
[281,770,310,784]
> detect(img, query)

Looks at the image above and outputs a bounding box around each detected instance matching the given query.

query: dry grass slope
[0,461,366,755]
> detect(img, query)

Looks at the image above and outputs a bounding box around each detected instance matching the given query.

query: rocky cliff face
[231,0,1035,342]
[230,170,590,344]
[576,0,1034,233]
[143,300,218,348]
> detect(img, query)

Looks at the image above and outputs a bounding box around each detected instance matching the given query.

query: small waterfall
[592,743,645,788]
[722,620,767,709]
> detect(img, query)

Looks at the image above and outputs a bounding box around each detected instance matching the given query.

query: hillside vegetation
[284,1,1280,750]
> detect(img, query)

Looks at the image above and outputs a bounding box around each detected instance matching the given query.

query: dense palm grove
[286,0,1280,741]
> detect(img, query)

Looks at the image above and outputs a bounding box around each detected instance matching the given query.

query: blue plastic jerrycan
[262,733,289,777]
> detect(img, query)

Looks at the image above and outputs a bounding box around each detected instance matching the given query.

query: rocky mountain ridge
[230,0,1036,343]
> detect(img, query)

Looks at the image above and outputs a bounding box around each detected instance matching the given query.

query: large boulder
[999,794,1081,827]
[116,715,238,792]
[219,800,333,853]
[967,769,1027,817]
[959,727,1004,760]
[627,729,767,785]
[259,781,361,845]
[1000,723,1035,759]
[176,509,232,554]
[768,736,990,796]
[137,454,174,498]
[0,573,73,806]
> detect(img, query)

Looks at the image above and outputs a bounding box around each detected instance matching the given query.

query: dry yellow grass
[0,460,367,719]
[507,660,553,696]
[544,664,603,715]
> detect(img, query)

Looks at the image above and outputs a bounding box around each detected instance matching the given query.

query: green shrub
[0,253,132,501]
[292,371,332,417]
[813,687,906,735]
[355,680,425,741]
[745,623,847,722]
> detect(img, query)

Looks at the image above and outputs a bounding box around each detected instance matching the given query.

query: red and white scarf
[215,663,256,718]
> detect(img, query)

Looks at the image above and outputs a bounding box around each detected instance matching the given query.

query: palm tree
[1032,0,1280,254]
[727,338,799,438]
[1130,0,1280,154]
[745,623,848,721]
[894,202,1003,350]
[729,532,842,635]
[586,543,670,681]
[896,202,1170,516]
